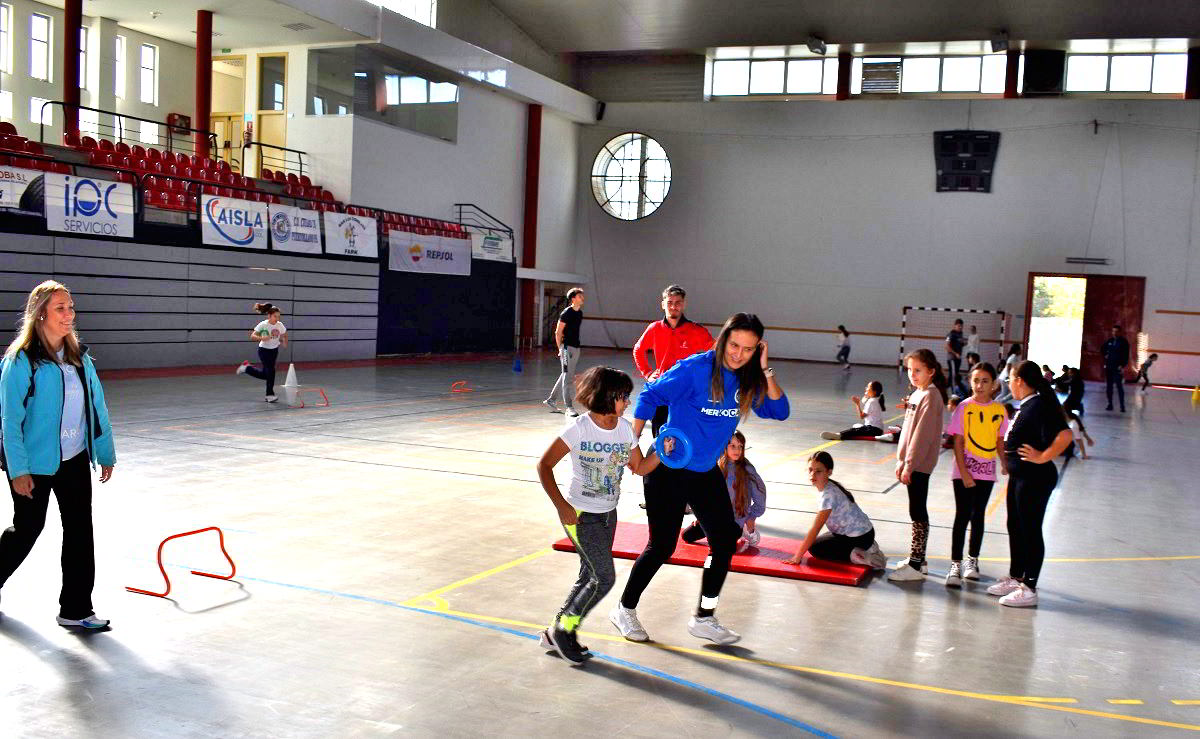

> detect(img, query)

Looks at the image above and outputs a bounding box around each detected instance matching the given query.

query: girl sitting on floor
[784,451,886,569]
[682,431,765,553]
[821,381,891,441]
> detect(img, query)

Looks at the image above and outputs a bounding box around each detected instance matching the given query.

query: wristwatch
[764,367,775,378]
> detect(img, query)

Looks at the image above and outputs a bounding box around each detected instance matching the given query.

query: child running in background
[682,431,765,553]
[535,366,660,665]
[945,362,1009,587]
[235,302,288,402]
[784,452,885,569]
[1065,410,1094,459]
[888,348,948,582]
[1135,353,1158,391]
[822,381,887,440]
[835,325,852,370]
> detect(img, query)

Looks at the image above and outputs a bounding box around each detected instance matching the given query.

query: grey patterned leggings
[558,509,618,630]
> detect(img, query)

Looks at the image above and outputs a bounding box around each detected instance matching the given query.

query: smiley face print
[963,401,1007,459]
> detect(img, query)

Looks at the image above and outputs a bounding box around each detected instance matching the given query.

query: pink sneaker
[735,537,750,553]
[999,583,1038,608]
[986,576,1022,596]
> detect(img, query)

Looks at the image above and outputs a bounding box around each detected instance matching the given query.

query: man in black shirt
[543,287,585,416]
[1100,324,1130,412]
[945,319,965,390]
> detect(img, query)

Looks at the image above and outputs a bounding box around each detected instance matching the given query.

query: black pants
[245,346,279,395]
[1006,464,1057,589]
[810,528,875,563]
[1135,368,1151,389]
[907,471,930,524]
[840,424,883,439]
[947,357,962,389]
[0,453,95,619]
[620,465,741,615]
[1105,366,1125,410]
[836,346,850,364]
[951,478,994,560]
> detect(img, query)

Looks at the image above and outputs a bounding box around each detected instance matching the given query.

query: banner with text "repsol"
[323,212,378,258]
[388,230,471,276]
[201,194,269,249]
[44,173,135,238]
[267,203,322,254]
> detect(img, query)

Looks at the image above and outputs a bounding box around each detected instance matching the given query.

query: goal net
[899,307,1008,368]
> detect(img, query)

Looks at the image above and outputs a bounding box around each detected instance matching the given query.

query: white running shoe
[986,576,1022,596]
[609,605,649,642]
[875,432,896,443]
[265,394,278,403]
[744,528,761,548]
[56,614,110,629]
[864,543,888,570]
[850,547,872,567]
[235,361,249,375]
[887,559,927,582]
[820,431,842,440]
[688,615,741,645]
[945,560,963,588]
[999,583,1038,608]
[542,399,562,413]
[963,556,981,581]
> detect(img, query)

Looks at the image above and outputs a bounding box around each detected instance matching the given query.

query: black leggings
[951,478,994,560]
[0,452,95,619]
[840,424,883,439]
[810,528,875,563]
[1006,464,1057,589]
[907,471,930,524]
[245,346,279,395]
[620,465,741,616]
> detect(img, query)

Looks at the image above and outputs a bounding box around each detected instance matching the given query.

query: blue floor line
[203,572,836,737]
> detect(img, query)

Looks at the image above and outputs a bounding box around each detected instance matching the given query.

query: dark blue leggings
[245,347,279,395]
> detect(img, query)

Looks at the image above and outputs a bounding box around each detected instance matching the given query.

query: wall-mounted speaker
[1022,49,1066,96]
[596,101,607,121]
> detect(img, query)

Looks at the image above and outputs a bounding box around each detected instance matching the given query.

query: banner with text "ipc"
[44,173,135,238]
[388,230,471,276]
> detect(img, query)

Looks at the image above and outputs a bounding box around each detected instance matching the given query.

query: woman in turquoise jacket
[1,280,116,629]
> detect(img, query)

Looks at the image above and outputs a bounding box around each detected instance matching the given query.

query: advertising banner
[388,230,471,276]
[323,212,378,258]
[268,203,322,254]
[44,173,135,238]
[201,194,269,249]
[0,166,43,209]
[470,232,513,263]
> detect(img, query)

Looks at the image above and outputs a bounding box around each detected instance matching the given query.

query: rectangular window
[400,75,427,103]
[312,96,325,115]
[1065,55,1109,91]
[0,90,12,120]
[336,104,347,115]
[900,57,940,92]
[980,54,1008,93]
[114,36,126,99]
[1151,53,1187,94]
[385,74,400,105]
[29,96,51,125]
[0,4,12,74]
[79,108,99,137]
[1108,54,1152,92]
[785,59,823,94]
[139,43,158,104]
[30,13,50,81]
[748,59,785,94]
[78,26,88,89]
[273,81,284,110]
[822,58,838,94]
[711,59,750,95]
[940,56,982,92]
[429,81,458,102]
[138,119,157,145]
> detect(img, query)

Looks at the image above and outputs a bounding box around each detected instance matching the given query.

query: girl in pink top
[944,362,1009,587]
[888,348,948,582]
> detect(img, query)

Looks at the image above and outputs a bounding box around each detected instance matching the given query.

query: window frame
[590,131,672,222]
[78,25,88,90]
[114,35,126,99]
[139,43,159,105]
[30,12,51,82]
[1064,52,1186,94]
[0,4,12,75]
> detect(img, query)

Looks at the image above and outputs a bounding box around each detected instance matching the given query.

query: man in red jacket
[633,285,714,435]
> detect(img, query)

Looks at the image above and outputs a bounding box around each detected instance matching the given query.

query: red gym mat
[552,521,869,586]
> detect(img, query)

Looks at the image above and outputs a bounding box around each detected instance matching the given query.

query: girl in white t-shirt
[784,451,885,569]
[1064,410,1094,459]
[535,366,660,665]
[235,302,288,402]
[835,325,851,369]
[822,381,895,441]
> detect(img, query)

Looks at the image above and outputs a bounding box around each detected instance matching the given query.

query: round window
[591,132,671,220]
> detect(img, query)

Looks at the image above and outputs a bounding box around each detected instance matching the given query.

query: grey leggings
[558,509,618,628]
[548,346,580,409]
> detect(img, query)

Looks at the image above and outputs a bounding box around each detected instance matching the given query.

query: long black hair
[575,366,634,415]
[868,380,885,409]
[1013,360,1061,408]
[809,451,854,503]
[710,313,768,418]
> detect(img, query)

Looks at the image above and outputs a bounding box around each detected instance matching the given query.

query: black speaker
[1022,49,1066,96]
[934,130,1001,193]
[596,101,606,121]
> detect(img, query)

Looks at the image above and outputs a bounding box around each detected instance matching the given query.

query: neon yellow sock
[558,613,581,632]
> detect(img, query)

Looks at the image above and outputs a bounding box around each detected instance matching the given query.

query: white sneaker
[887,559,927,582]
[999,583,1038,608]
[735,538,750,553]
[688,615,741,645]
[57,614,110,629]
[235,361,249,375]
[566,409,580,417]
[850,547,872,567]
[265,394,278,403]
[945,560,963,588]
[820,431,842,440]
[865,543,888,570]
[963,556,981,581]
[744,528,761,548]
[609,605,649,642]
[542,399,562,413]
[875,432,896,443]
[986,576,1022,596]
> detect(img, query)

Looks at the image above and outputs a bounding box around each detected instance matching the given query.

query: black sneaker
[546,625,589,665]
[539,628,590,655]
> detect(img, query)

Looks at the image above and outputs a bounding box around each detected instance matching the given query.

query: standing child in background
[944,362,1009,587]
[835,325,852,370]
[888,348,947,582]
[1042,365,1055,382]
[942,395,961,448]
[1065,410,1094,459]
[821,381,887,440]
[1135,353,1158,391]
[535,366,660,665]
[966,325,981,358]
[784,452,886,569]
[235,303,287,402]
[682,431,765,553]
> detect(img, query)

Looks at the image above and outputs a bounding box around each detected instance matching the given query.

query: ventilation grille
[282,22,315,32]
[861,61,901,93]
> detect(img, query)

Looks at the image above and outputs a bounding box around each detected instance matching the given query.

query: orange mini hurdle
[450,380,474,393]
[289,387,330,408]
[126,526,237,598]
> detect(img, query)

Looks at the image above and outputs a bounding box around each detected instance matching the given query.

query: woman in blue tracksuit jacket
[1,281,116,629]
[609,313,789,646]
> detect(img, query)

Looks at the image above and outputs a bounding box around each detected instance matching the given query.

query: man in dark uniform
[1101,324,1130,412]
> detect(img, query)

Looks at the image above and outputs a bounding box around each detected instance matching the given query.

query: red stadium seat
[98,139,115,151]
[321,190,335,202]
[174,151,189,166]
[63,131,82,147]
[115,141,131,154]
[286,172,300,186]
[147,148,162,162]
[218,187,233,198]
[150,161,163,174]
[260,167,274,180]
[80,136,98,150]
[299,174,312,187]
[187,193,198,209]
[195,169,208,181]
[215,160,230,173]
[12,156,35,169]
[133,158,147,171]
[174,193,187,210]
[143,175,160,190]
[0,122,17,135]
[181,167,193,180]
[202,183,218,195]
[118,154,132,169]
[221,172,235,185]
[273,170,287,183]
[200,157,215,170]
[24,141,44,155]
[0,154,9,166]
[131,145,146,159]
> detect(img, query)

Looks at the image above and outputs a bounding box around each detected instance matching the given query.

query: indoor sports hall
[1,1,1198,737]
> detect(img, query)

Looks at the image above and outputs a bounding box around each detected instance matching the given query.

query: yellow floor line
[1108,699,1145,705]
[1174,700,1200,706]
[418,605,1200,731]
[401,549,552,607]
[765,440,839,470]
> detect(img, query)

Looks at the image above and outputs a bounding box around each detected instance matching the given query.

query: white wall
[574,99,1200,385]
[536,109,578,274]
[436,0,570,84]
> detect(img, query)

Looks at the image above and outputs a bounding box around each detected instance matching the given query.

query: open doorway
[1024,273,1146,383]
[212,56,246,170]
